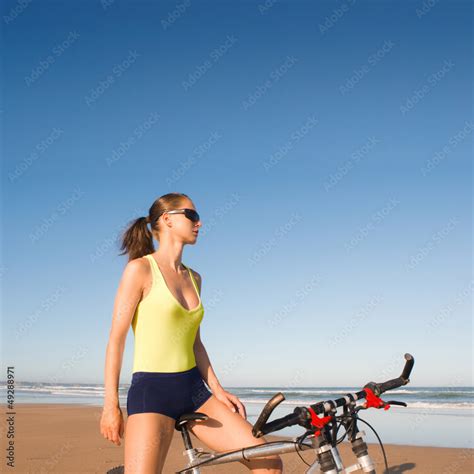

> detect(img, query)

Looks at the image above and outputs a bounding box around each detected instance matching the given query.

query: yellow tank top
[131,254,204,373]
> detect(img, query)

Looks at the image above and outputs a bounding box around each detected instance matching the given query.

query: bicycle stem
[307,427,341,474]
[346,405,376,473]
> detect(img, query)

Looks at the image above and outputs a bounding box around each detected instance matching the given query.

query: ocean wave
[237,398,474,410]
[0,384,472,405]
[1,386,107,395]
[241,388,473,396]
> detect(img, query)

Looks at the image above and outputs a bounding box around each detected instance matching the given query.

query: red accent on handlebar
[364,387,390,410]
[307,407,332,436]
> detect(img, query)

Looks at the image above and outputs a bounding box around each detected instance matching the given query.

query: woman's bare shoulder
[125,255,150,271]
[121,256,151,283]
[187,266,202,290]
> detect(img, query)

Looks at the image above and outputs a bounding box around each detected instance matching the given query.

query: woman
[100,192,283,473]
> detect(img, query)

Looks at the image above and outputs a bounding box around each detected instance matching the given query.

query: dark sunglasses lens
[185,209,200,222]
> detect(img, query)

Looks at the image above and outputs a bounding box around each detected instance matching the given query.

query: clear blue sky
[2,0,472,387]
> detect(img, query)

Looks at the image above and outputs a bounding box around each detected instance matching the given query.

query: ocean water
[1,383,472,448]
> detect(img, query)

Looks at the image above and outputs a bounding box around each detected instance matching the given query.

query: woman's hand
[213,387,247,420]
[100,405,124,446]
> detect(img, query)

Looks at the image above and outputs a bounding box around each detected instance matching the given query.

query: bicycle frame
[179,437,313,473]
[177,353,415,473]
[177,425,376,473]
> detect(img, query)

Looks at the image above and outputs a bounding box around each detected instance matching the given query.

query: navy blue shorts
[126,365,213,420]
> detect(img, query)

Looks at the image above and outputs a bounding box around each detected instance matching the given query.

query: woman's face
[160,200,201,244]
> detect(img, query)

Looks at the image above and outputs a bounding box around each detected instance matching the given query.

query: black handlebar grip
[401,353,415,381]
[260,412,301,437]
[366,353,415,396]
[378,377,404,394]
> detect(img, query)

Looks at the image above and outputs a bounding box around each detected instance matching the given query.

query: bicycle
[107,352,415,473]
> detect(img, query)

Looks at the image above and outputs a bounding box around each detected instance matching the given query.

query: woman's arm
[194,330,246,418]
[191,270,247,419]
[193,327,224,393]
[190,270,224,393]
[104,259,145,410]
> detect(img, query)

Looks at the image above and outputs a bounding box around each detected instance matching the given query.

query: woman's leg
[124,412,175,474]
[188,395,283,473]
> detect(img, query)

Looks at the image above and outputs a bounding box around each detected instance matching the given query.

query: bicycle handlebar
[364,352,414,397]
[252,353,414,438]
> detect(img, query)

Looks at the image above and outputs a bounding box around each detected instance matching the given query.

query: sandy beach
[1,404,472,473]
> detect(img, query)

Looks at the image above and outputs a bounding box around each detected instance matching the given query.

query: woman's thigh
[188,395,283,472]
[124,412,175,474]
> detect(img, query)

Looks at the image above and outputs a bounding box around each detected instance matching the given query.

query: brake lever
[385,400,407,407]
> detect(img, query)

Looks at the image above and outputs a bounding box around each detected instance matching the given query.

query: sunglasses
[161,208,200,223]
